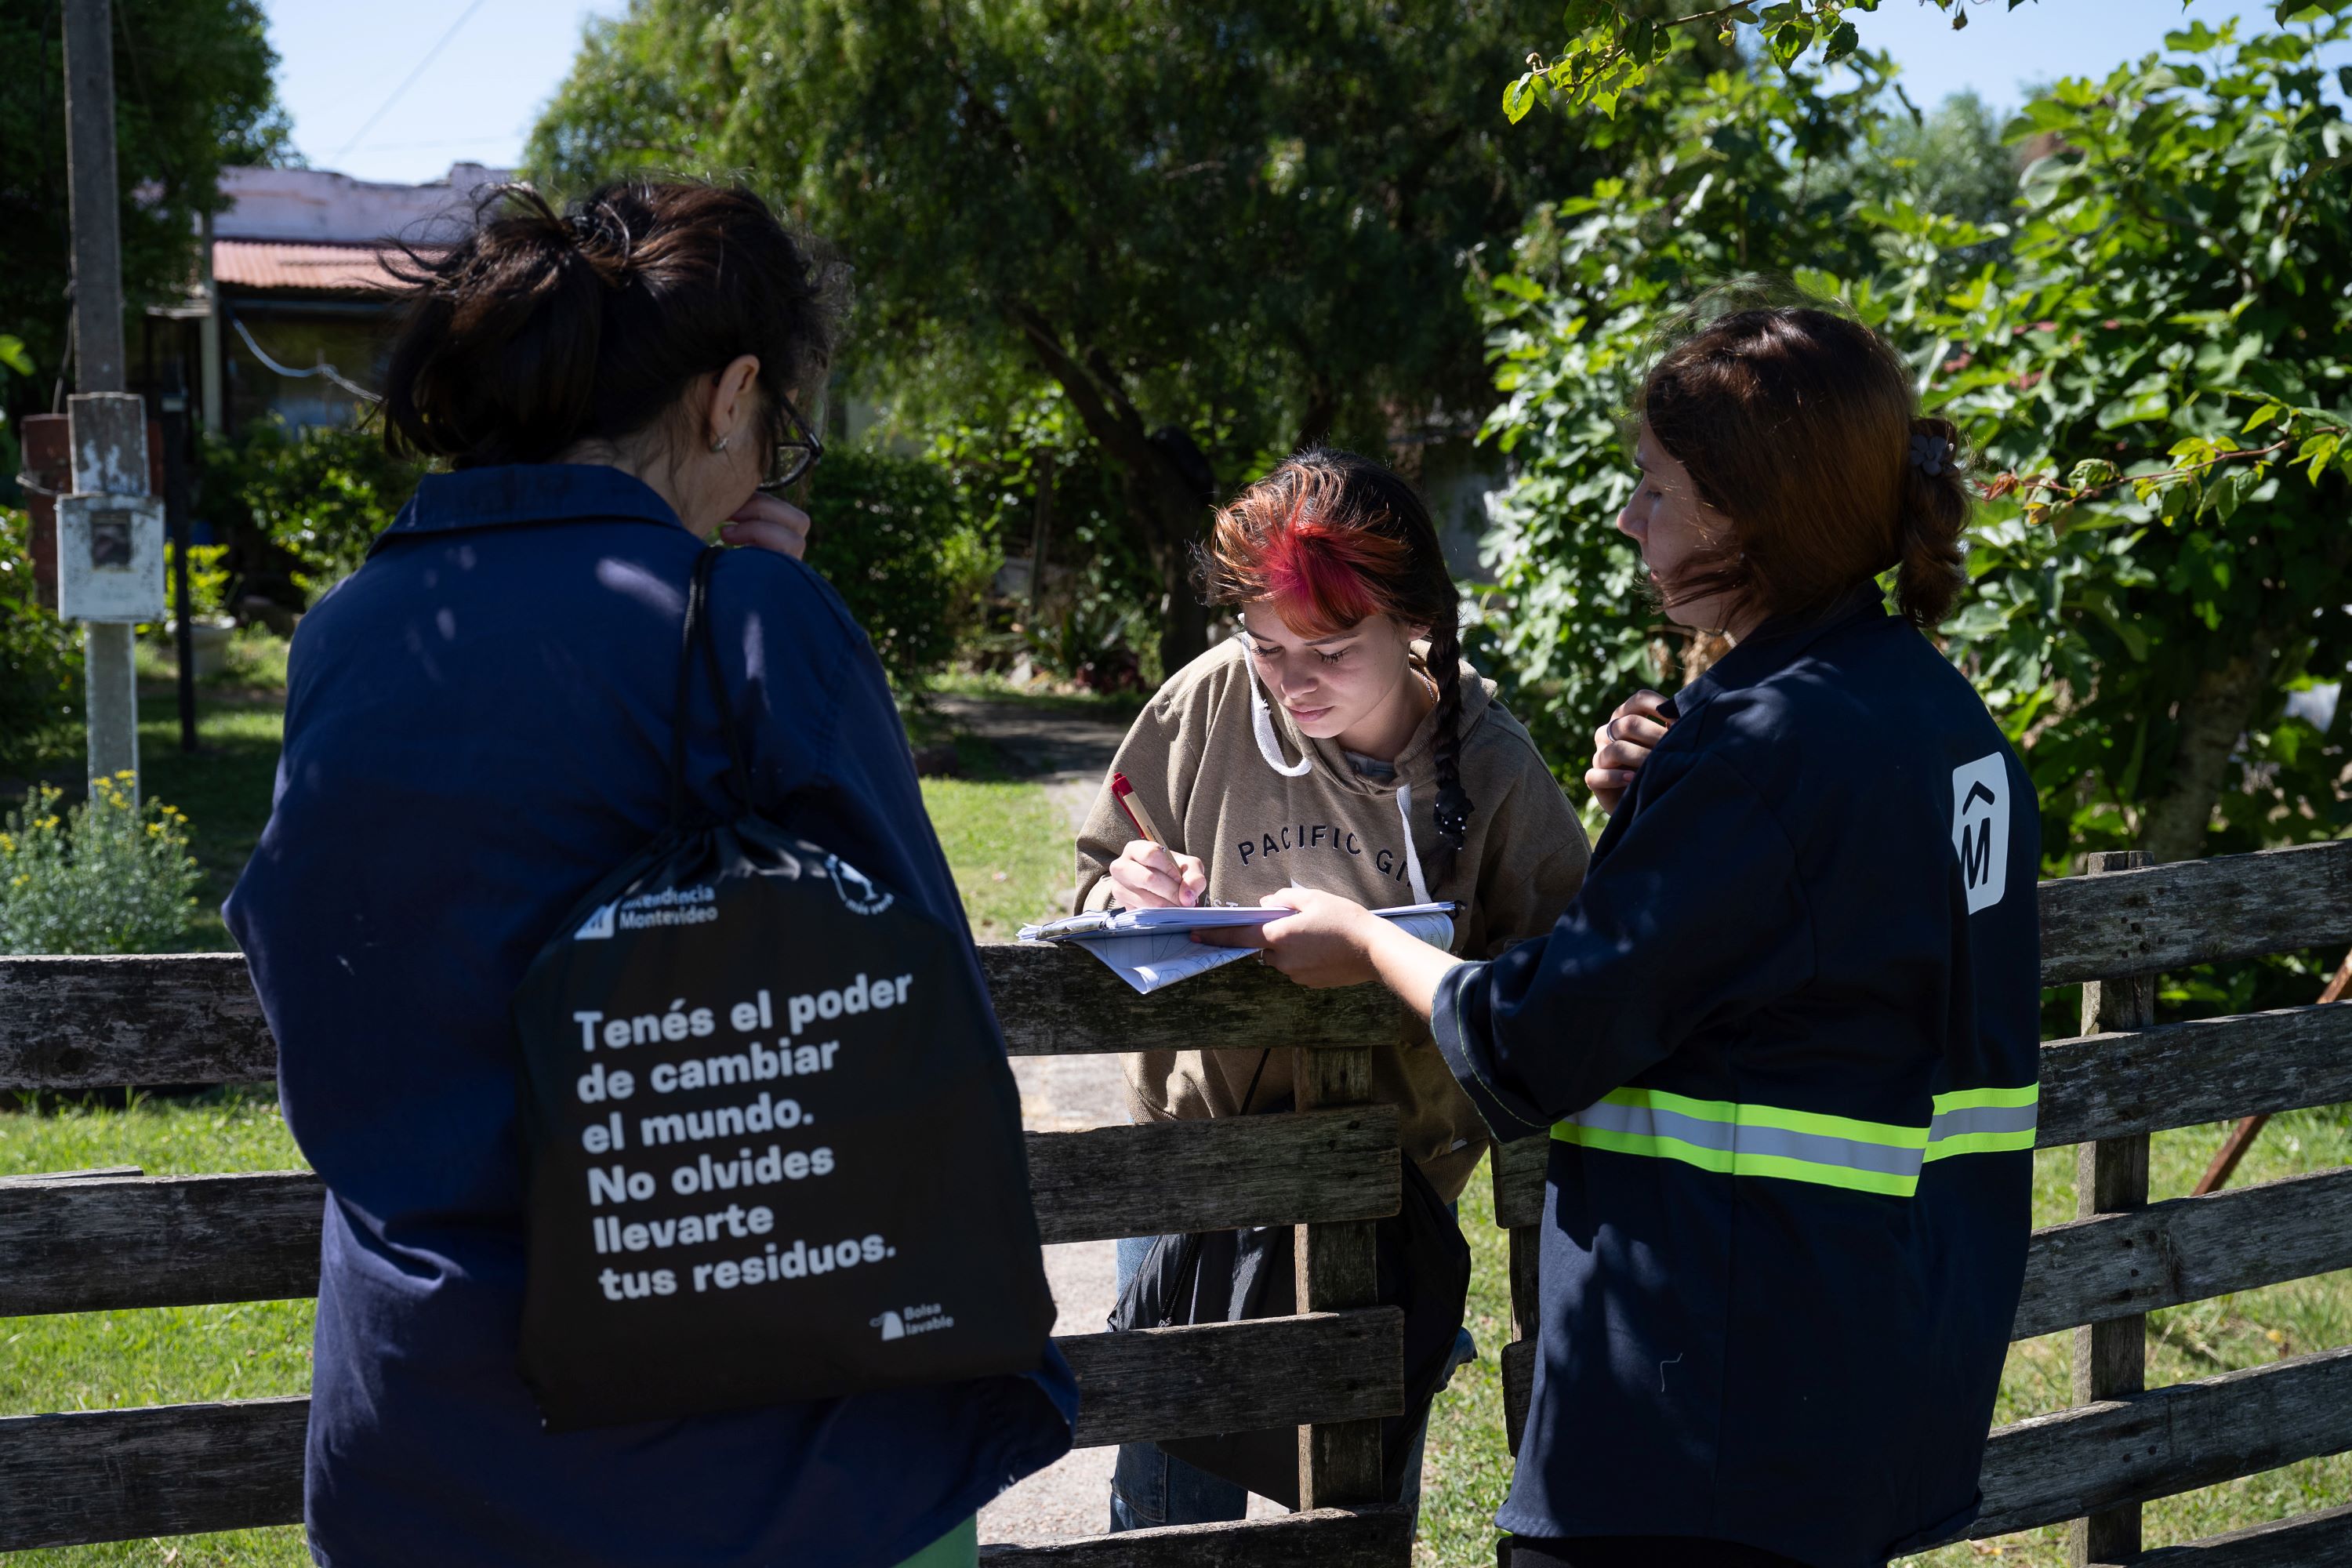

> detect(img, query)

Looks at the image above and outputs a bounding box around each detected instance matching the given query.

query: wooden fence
[5,837,2352,1563]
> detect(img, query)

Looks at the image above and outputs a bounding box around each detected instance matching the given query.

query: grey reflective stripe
[1927,1102,2039,1142]
[1563,1095,1927,1181]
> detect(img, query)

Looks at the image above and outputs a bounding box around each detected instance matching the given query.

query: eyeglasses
[757,390,825,495]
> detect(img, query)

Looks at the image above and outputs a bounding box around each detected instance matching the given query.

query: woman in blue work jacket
[1214,302,2041,1567]
[225,182,1074,1568]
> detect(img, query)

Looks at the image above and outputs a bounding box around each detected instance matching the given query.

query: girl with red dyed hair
[1073,446,1590,1531]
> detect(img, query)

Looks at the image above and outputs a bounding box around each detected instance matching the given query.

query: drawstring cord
[1394,782,1432,905]
[1249,670,1315,778]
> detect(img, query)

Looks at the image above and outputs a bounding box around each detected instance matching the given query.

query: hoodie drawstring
[1393,782,1432,905]
[1250,670,1316,779]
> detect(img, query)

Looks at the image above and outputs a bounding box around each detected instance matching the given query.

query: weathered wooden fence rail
[5,837,2352,1562]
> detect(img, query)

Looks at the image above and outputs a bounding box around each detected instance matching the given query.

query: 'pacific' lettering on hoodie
[1236,823,1383,867]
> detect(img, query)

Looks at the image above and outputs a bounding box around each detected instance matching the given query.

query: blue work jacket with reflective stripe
[225,465,1076,1568]
[1433,586,2040,1568]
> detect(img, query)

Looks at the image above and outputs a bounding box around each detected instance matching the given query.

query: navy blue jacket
[1433,589,2039,1567]
[225,465,1076,1568]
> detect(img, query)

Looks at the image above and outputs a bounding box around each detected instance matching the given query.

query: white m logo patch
[1951,754,2011,914]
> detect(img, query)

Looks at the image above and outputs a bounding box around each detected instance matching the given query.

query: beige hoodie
[1073,637,1591,1201]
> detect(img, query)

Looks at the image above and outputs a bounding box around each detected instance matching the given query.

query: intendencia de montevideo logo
[574,884,720,942]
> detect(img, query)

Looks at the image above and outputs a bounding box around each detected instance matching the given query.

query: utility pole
[61,0,152,800]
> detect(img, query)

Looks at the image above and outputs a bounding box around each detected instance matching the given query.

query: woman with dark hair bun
[1220,302,2040,1566]
[224,181,1074,1568]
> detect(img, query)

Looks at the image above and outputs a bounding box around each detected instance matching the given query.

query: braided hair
[1195,447,1476,850]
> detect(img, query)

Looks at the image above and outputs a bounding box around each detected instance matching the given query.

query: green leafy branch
[1986,405,2350,532]
[1504,0,2031,122]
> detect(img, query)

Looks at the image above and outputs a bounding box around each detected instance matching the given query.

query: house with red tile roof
[154,162,507,434]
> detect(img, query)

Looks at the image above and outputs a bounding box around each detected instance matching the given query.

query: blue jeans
[1105,1232,1475,1530]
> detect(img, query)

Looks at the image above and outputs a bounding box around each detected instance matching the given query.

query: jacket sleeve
[1071,691,1196,914]
[1432,747,1814,1141]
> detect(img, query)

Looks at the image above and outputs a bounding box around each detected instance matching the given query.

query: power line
[332,0,489,162]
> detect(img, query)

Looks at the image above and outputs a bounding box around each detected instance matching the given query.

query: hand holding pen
[1102,771,1209,908]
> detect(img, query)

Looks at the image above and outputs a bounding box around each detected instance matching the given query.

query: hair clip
[1910,433,1955,477]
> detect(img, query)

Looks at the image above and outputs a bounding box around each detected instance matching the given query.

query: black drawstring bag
[510,547,1055,1431]
[1107,1050,1472,1507]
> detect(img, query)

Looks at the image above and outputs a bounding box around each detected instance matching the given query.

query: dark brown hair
[1634,299,1969,631]
[380,181,834,468]
[1197,448,1475,849]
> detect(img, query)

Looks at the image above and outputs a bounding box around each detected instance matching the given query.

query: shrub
[0,507,80,776]
[0,778,202,955]
[802,448,997,690]
[201,418,426,608]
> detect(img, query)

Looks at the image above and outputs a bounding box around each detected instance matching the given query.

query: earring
[711,435,731,454]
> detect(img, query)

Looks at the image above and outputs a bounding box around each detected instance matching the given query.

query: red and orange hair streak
[1194,447,1475,848]
[1210,466,1419,638]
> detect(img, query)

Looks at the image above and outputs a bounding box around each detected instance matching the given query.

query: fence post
[1295,1040,1385,1508]
[2072,848,2154,1567]
[1493,1137,1546,1456]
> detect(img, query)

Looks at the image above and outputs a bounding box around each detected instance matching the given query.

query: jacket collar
[1673,583,1890,718]
[372,463,685,554]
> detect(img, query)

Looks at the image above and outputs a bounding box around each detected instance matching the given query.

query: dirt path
[946,696,1130,1541]
[927,695,1125,843]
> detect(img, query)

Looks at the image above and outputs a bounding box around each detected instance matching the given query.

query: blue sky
[260,0,2346,187]
[1840,0,2347,111]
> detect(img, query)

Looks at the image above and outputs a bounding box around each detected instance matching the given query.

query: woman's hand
[1105,840,1208,908]
[718,492,813,560]
[1195,887,1386,988]
[1586,688,1676,815]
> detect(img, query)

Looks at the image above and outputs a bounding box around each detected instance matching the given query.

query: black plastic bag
[511,547,1054,1431]
[1108,1058,1472,1507]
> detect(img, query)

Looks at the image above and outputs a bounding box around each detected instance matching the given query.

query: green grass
[4,633,292,954]
[0,1088,314,1566]
[919,764,1077,942]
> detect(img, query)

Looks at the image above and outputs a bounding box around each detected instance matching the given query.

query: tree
[0,0,292,434]
[1503,0,2036,122]
[1481,7,2352,879]
[1866,9,2352,867]
[1475,38,1900,784]
[528,0,1595,670]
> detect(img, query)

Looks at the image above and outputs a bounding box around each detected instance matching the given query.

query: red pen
[1109,771,1167,848]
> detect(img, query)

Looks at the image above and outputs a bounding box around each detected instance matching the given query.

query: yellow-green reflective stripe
[1560,1090,1926,1191]
[1553,1121,1920,1197]
[1925,1083,2038,1162]
[1933,1084,2039,1112]
[1597,1085,1929,1149]
[1552,1081,2041,1192]
[1922,1128,2037,1161]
